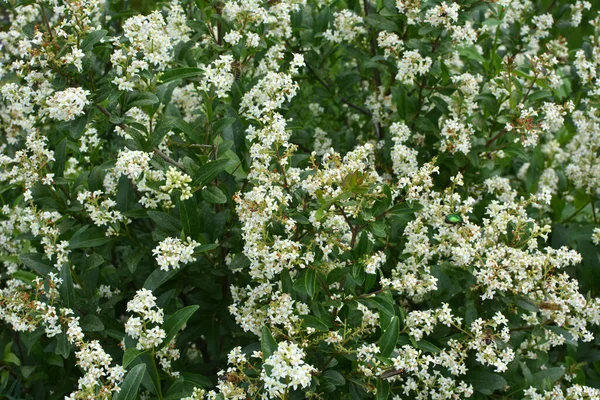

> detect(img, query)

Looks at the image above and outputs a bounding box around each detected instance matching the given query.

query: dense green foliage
[2,0,600,399]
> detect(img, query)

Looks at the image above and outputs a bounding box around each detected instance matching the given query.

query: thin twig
[485,128,507,148]
[153,148,186,170]
[560,201,590,224]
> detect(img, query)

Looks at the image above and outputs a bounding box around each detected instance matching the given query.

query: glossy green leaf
[161,67,203,83]
[117,364,146,400]
[123,348,148,368]
[201,186,227,204]
[464,369,507,395]
[300,315,329,332]
[158,305,199,351]
[379,316,399,357]
[261,326,278,360]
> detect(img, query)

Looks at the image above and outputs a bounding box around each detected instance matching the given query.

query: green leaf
[12,270,36,286]
[212,117,236,134]
[416,339,441,353]
[81,315,105,332]
[69,226,112,249]
[85,253,104,270]
[531,367,564,388]
[322,370,345,386]
[4,343,20,366]
[195,243,219,253]
[117,364,147,400]
[458,47,485,63]
[179,199,201,238]
[56,332,70,359]
[158,306,200,351]
[123,348,148,368]
[147,210,182,234]
[376,378,390,400]
[143,267,179,291]
[160,116,196,140]
[194,159,232,186]
[201,186,227,204]
[300,315,329,332]
[19,253,53,275]
[364,14,397,32]
[180,372,213,389]
[387,201,422,217]
[293,269,318,298]
[53,138,67,178]
[161,67,203,83]
[126,249,146,274]
[482,18,502,27]
[81,29,108,51]
[128,92,159,107]
[379,316,399,357]
[464,369,507,395]
[526,90,553,103]
[59,264,75,308]
[261,326,278,360]
[228,254,250,271]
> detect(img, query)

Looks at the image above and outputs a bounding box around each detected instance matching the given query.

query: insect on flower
[483,328,495,346]
[445,213,463,225]
[380,368,405,379]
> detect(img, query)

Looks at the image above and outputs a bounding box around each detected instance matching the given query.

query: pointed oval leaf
[158,305,199,351]
[379,316,399,357]
[261,326,278,360]
[117,363,147,400]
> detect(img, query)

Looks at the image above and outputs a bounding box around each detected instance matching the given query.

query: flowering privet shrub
[2,0,600,398]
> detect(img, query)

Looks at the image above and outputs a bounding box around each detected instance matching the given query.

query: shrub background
[2,0,600,399]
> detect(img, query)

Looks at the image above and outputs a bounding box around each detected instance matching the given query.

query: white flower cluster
[152,236,199,271]
[313,127,333,155]
[378,31,404,58]
[0,282,124,399]
[390,121,418,177]
[112,2,190,90]
[160,166,193,200]
[364,251,386,274]
[229,285,310,336]
[564,109,600,196]
[425,2,459,28]
[324,10,366,43]
[112,147,188,209]
[525,384,600,400]
[156,338,181,378]
[395,50,432,85]
[396,0,422,25]
[45,87,90,122]
[450,73,483,117]
[439,117,474,154]
[261,341,316,398]
[62,307,126,399]
[365,86,395,124]
[124,288,166,350]
[240,72,299,121]
[571,1,592,27]
[387,345,475,399]
[468,314,514,373]
[77,190,130,236]
[171,83,203,122]
[199,55,235,98]
[115,150,152,181]
[221,0,306,40]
